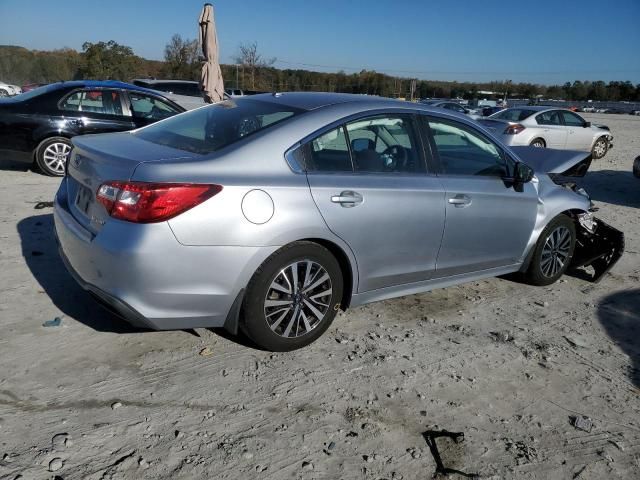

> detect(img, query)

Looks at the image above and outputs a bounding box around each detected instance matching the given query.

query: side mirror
[514,162,534,184]
[583,121,591,128]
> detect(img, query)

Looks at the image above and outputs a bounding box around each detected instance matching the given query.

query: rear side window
[133,98,302,154]
[491,109,535,122]
[536,111,562,126]
[308,127,352,172]
[60,89,123,115]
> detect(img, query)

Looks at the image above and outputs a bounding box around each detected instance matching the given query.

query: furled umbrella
[199,3,224,103]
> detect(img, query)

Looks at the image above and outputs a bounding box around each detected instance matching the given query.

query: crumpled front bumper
[571,217,624,282]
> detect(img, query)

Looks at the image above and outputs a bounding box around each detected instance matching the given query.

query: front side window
[60,89,123,115]
[428,119,507,176]
[128,92,180,121]
[560,110,585,127]
[133,98,302,154]
[536,110,562,126]
[345,116,421,173]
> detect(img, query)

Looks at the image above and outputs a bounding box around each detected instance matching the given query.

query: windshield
[490,108,536,122]
[133,98,304,154]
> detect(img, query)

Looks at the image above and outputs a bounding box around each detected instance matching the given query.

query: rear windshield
[133,99,304,154]
[490,108,536,122]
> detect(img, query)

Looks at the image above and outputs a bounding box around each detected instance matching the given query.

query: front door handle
[448,194,472,207]
[331,190,363,208]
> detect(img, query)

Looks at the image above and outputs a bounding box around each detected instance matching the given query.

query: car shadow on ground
[18,213,261,347]
[0,157,34,173]
[18,213,147,334]
[580,169,640,208]
[597,289,640,388]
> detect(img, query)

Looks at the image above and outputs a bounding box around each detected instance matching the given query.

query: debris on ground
[570,415,593,433]
[34,201,54,209]
[111,401,123,410]
[48,457,63,472]
[42,317,62,327]
[199,346,214,357]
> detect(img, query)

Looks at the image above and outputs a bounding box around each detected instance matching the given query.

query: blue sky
[1,0,639,84]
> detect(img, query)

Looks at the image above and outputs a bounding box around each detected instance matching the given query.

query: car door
[125,91,182,128]
[304,113,446,292]
[423,116,538,277]
[534,110,568,149]
[560,110,593,150]
[58,88,135,135]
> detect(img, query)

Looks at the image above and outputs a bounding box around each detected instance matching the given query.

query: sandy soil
[0,113,639,480]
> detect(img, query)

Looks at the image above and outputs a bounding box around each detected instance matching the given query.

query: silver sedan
[478,106,613,159]
[54,93,624,351]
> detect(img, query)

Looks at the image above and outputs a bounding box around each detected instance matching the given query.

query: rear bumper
[53,181,278,330]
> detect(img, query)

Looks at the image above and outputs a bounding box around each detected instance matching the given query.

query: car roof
[246,92,406,111]
[132,79,199,85]
[41,80,164,95]
[502,106,564,112]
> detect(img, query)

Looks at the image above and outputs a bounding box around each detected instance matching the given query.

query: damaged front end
[571,214,624,283]
[512,146,625,282]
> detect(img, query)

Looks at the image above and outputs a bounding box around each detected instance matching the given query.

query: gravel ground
[0,113,638,480]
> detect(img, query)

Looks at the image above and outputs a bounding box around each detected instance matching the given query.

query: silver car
[478,107,613,159]
[54,93,623,351]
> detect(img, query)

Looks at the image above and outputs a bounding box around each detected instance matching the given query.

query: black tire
[35,136,72,177]
[0,89,8,98]
[591,136,609,160]
[241,241,343,351]
[524,214,576,286]
[633,156,640,179]
[530,138,546,148]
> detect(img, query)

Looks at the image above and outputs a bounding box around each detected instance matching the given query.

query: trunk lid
[477,118,510,134]
[66,131,199,234]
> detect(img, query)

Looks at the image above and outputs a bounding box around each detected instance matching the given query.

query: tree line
[1,39,639,102]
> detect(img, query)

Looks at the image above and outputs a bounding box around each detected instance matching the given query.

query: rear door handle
[448,194,472,207]
[331,190,363,208]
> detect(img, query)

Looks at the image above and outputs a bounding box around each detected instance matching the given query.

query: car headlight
[578,212,597,233]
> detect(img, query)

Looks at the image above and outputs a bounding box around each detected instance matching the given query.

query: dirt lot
[0,113,639,480]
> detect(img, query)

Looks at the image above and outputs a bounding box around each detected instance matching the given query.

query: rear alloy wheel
[35,137,72,176]
[242,241,343,351]
[591,137,608,159]
[525,215,576,286]
[530,138,546,148]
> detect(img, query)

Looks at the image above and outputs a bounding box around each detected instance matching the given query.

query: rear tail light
[96,181,222,223]
[504,124,526,135]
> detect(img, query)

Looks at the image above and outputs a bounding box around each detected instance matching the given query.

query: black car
[0,80,185,176]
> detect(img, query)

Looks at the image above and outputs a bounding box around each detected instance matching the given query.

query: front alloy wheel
[592,137,608,159]
[524,214,576,286]
[540,226,572,278]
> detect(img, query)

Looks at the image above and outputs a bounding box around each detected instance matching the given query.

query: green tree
[77,40,141,80]
[163,34,199,80]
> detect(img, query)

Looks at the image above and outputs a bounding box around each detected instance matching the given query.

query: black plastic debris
[570,415,593,433]
[422,429,479,479]
[34,201,54,209]
[43,317,62,328]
